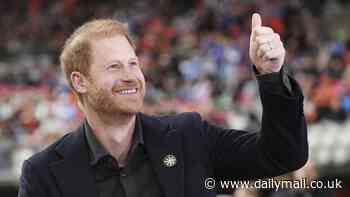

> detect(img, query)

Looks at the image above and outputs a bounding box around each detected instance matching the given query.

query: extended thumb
[251,13,262,31]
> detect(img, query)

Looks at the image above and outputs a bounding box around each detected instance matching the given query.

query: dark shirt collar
[84,113,144,166]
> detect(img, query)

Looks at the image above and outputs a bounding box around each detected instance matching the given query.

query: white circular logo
[162,154,177,167]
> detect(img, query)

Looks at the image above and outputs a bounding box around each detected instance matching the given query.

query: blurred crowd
[1,0,350,189]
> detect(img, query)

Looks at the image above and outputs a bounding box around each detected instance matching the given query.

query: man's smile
[114,88,139,95]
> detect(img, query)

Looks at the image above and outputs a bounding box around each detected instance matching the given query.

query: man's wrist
[252,65,280,76]
[253,65,293,96]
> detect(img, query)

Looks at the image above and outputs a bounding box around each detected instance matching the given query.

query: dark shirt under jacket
[84,116,163,197]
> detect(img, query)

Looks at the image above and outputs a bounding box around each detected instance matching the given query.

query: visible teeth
[118,88,137,95]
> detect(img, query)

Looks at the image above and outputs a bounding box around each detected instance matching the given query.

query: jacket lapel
[140,113,184,197]
[50,124,98,197]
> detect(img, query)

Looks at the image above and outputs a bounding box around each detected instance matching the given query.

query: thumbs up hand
[249,13,285,74]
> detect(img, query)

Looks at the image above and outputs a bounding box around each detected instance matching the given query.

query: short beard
[85,84,142,117]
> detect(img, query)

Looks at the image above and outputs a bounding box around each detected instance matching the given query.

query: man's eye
[130,61,139,67]
[108,64,122,70]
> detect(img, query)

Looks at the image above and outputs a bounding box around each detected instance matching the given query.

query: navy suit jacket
[18,73,308,197]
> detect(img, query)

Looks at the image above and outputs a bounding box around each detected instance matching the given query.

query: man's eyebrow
[129,57,138,62]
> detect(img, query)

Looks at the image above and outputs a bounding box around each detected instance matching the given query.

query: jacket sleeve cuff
[252,65,293,96]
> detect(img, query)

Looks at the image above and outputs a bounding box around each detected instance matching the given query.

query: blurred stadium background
[1,0,350,196]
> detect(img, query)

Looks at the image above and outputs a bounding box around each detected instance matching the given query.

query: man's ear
[71,71,88,93]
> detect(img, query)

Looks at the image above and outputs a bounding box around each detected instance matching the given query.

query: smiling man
[18,13,308,197]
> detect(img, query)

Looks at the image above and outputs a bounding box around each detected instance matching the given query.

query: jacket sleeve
[18,160,46,197]
[200,68,308,180]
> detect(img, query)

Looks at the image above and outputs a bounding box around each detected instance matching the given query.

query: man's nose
[120,68,136,83]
